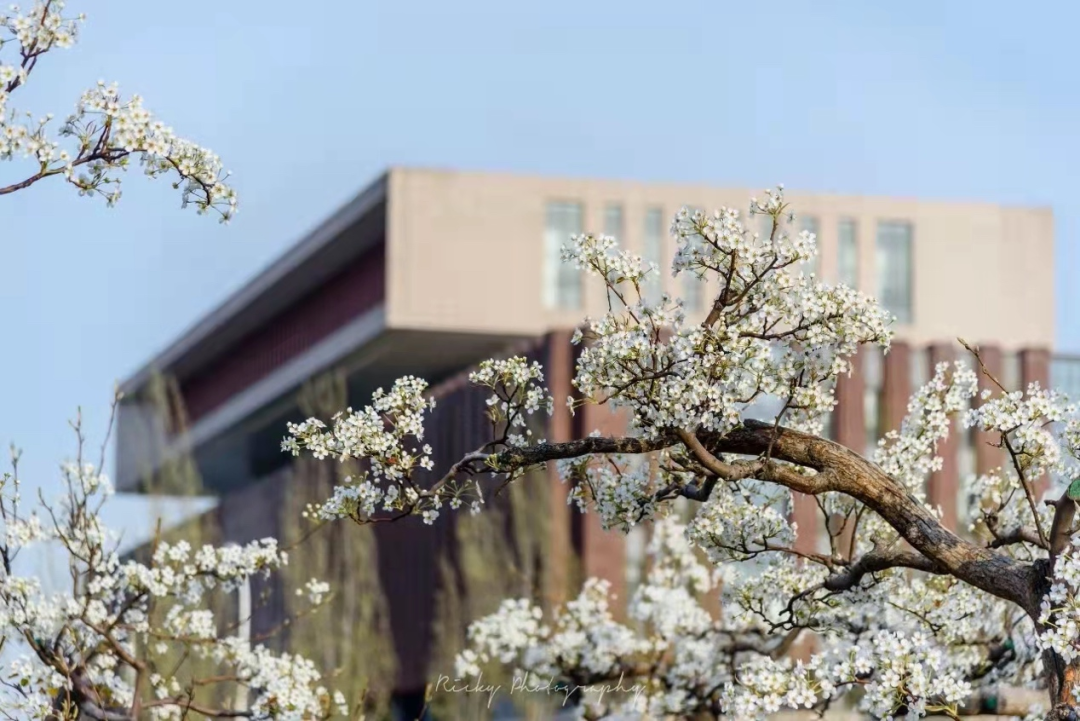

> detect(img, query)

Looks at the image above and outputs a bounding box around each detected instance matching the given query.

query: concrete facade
[385,168,1054,349]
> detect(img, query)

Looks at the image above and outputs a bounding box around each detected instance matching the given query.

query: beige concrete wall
[386,167,1054,350]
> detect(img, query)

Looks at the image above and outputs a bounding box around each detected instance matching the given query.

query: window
[544,201,584,310]
[798,215,820,277]
[758,212,774,237]
[643,207,665,304]
[876,221,914,324]
[837,218,859,288]
[603,203,624,240]
[249,408,304,480]
[1053,355,1080,403]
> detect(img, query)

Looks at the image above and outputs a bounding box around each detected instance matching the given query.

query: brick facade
[927,343,960,531]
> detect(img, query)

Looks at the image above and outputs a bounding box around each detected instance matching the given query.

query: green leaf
[1068,478,1080,500]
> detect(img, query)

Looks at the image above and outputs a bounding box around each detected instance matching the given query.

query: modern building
[115,167,1058,717]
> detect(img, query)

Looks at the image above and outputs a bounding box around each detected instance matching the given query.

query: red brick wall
[181,244,386,424]
[882,341,912,437]
[927,343,960,531]
[574,392,630,615]
[545,330,576,606]
[974,345,1005,476]
[833,348,867,453]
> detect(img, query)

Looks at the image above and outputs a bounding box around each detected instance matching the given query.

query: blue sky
[3,0,1078,541]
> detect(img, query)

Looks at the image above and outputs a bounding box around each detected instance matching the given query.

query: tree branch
[1048,492,1077,568]
[822,546,946,592]
[481,419,1040,613]
[989,525,1047,550]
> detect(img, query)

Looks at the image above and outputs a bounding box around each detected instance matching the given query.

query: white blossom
[0,419,345,719]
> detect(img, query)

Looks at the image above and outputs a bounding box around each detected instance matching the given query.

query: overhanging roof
[119,171,389,394]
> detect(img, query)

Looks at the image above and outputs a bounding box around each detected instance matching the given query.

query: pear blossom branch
[0,3,236,218]
[0,399,349,719]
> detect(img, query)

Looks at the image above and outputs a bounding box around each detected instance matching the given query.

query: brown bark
[487,420,1040,613]
[466,420,1080,712]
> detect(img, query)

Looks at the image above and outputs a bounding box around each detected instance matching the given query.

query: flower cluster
[456,518,994,719]
[877,362,979,498]
[1038,539,1080,667]
[828,361,982,547]
[1,2,80,56]
[1,3,236,218]
[566,188,892,444]
[283,376,436,521]
[468,356,553,447]
[122,537,284,601]
[558,451,661,532]
[561,231,649,303]
[0,424,345,720]
[968,382,1077,485]
[687,479,795,564]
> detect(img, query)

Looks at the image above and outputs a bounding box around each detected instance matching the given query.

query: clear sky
[3,0,1078,542]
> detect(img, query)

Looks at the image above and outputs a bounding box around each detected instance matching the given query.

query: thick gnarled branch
[479,419,1041,614]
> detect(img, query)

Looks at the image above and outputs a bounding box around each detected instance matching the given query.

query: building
[115,167,1057,717]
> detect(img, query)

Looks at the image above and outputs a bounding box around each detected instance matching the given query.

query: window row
[544,202,915,324]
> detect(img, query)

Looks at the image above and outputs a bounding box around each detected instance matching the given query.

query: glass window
[544,201,584,310]
[1053,356,1080,404]
[798,215,820,277]
[757,213,774,241]
[876,221,914,324]
[837,218,859,288]
[643,207,664,304]
[604,203,624,240]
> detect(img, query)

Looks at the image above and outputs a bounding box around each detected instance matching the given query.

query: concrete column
[544,330,576,606]
[927,343,959,531]
[1020,348,1051,392]
[881,341,912,438]
[547,332,630,617]
[833,348,868,454]
[576,399,630,617]
[824,349,868,560]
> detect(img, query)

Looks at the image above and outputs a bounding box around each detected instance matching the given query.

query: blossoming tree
[1,4,346,717]
[287,188,1080,720]
[0,411,345,719]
